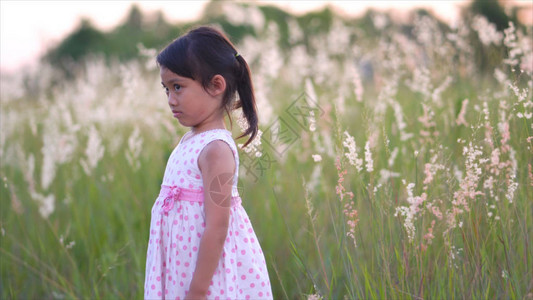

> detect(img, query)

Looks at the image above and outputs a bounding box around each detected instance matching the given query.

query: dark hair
[157,26,258,148]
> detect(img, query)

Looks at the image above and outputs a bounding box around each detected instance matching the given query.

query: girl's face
[160,66,225,131]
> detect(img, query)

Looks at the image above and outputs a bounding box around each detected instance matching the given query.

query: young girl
[144,26,272,300]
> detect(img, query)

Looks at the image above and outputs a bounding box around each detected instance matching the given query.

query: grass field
[1,9,532,299]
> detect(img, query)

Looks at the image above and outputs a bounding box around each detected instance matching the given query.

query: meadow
[1,5,532,299]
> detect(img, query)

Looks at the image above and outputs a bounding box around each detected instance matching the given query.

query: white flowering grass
[126,127,143,171]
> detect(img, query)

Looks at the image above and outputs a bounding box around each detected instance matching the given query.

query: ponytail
[234,55,258,148]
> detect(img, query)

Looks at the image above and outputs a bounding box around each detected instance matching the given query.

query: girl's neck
[190,121,226,135]
[189,107,227,135]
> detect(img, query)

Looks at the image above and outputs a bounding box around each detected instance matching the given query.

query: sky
[1,0,531,73]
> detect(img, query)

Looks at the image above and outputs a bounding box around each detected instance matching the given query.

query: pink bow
[161,186,181,214]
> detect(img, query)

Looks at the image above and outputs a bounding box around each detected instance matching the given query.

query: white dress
[144,129,272,300]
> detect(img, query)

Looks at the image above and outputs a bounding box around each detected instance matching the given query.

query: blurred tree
[462,0,521,74]
[44,18,107,68]
[469,0,516,31]
[42,5,189,76]
[125,4,143,30]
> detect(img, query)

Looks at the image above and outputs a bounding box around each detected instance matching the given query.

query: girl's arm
[186,140,235,299]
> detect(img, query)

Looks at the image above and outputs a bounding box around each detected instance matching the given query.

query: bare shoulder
[198,140,235,173]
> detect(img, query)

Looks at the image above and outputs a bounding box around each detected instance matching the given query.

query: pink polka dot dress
[144,129,272,300]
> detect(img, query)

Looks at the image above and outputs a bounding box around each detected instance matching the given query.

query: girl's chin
[176,118,196,128]
[175,117,187,125]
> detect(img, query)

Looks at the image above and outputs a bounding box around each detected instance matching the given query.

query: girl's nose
[168,93,178,106]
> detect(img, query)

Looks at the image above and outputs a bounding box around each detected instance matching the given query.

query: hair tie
[235,52,241,58]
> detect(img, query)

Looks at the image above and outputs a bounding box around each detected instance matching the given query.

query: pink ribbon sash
[158,184,241,214]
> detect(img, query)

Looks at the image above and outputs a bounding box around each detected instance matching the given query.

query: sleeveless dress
[144,129,272,300]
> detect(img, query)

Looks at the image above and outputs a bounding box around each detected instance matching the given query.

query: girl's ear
[208,75,226,97]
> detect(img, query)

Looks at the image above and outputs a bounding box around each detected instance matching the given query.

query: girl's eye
[162,85,169,94]
[173,84,181,91]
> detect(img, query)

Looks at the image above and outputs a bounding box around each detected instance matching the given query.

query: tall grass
[1,7,532,299]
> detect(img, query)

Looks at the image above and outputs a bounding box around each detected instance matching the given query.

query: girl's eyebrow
[161,78,185,86]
